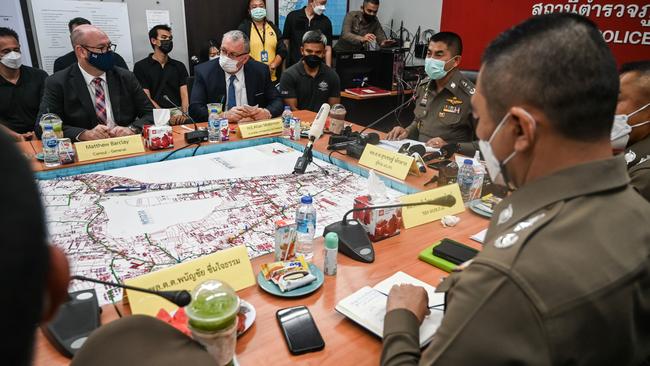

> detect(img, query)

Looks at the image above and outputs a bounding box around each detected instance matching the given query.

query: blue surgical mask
[424,56,457,80]
[86,49,115,72]
[251,7,267,21]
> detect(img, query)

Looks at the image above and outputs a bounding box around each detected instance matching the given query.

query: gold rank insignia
[438,112,446,118]
[446,97,463,106]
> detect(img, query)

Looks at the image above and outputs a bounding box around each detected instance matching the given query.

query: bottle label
[324,248,337,275]
[45,138,58,148]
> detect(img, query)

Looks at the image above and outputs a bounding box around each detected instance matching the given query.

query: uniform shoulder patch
[459,79,476,96]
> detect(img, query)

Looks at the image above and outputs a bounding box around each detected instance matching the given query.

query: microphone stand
[163,95,208,143]
[358,75,421,135]
[324,195,457,263]
[71,275,192,307]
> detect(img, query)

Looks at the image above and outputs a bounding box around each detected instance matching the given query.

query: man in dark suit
[189,30,283,123]
[37,25,153,141]
[53,17,128,73]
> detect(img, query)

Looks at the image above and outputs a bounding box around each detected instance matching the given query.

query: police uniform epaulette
[459,78,476,96]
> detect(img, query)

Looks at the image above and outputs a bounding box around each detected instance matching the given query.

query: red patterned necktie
[92,77,107,125]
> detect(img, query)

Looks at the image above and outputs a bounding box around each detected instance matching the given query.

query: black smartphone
[427,160,453,170]
[277,306,325,355]
[432,238,479,265]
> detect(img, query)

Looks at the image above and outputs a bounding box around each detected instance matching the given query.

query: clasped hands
[79,125,135,141]
[223,105,272,124]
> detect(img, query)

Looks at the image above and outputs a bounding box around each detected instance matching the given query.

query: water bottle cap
[284,106,291,110]
[324,232,339,249]
[301,195,313,204]
[43,124,53,130]
[210,108,218,113]
[463,159,473,165]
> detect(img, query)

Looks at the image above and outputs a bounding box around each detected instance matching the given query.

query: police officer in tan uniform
[381,14,650,365]
[386,32,477,156]
[616,60,650,201]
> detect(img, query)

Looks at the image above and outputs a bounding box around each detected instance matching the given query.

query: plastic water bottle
[208,108,220,143]
[295,195,317,262]
[42,124,60,167]
[282,106,293,138]
[458,159,475,203]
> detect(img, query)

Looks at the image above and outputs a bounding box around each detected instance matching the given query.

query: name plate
[238,118,283,139]
[124,245,255,315]
[399,184,465,229]
[358,144,414,180]
[74,135,145,162]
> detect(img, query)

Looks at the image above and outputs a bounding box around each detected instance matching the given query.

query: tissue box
[353,195,403,242]
[143,125,174,150]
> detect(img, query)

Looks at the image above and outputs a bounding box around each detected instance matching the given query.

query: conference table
[26,110,489,365]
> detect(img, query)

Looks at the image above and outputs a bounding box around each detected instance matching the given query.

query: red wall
[440,0,650,71]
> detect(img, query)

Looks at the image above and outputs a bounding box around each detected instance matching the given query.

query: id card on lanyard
[253,21,269,63]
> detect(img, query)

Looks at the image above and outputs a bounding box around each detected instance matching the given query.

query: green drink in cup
[186,280,240,365]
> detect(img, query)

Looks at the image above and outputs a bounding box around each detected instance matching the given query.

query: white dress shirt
[78,63,116,128]
[225,66,248,108]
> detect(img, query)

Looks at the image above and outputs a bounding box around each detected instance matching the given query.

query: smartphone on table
[276,305,325,355]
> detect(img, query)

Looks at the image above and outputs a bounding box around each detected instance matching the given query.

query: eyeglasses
[82,43,117,53]
[220,49,247,59]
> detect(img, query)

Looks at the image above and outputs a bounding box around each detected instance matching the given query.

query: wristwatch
[128,124,142,134]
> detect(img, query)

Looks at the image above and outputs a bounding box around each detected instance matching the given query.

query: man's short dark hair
[148,24,172,50]
[0,27,19,42]
[480,13,618,141]
[302,30,327,46]
[430,31,463,57]
[0,131,49,365]
[620,60,650,76]
[68,17,91,33]
[364,0,380,5]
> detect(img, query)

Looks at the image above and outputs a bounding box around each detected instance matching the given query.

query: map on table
[39,142,402,305]
[277,0,348,37]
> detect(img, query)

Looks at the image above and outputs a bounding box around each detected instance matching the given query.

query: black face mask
[362,12,376,22]
[303,54,322,68]
[159,40,173,54]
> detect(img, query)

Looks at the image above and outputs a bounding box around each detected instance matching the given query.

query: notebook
[335,271,445,347]
[344,86,392,97]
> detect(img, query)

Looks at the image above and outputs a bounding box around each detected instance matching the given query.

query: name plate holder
[238,118,283,139]
[74,135,145,162]
[399,184,466,229]
[358,144,415,180]
[124,245,255,315]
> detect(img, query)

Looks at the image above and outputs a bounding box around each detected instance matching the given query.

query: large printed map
[40,143,401,305]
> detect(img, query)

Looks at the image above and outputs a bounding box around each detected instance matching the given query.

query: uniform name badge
[261,50,269,63]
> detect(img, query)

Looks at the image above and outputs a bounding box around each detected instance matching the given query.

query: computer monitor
[335,51,374,89]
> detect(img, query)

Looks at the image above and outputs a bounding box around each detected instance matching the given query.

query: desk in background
[28,111,489,365]
[340,89,416,133]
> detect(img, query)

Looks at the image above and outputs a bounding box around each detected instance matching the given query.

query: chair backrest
[186,76,195,98]
[461,70,478,85]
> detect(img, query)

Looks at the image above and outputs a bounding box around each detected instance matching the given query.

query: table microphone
[327,132,380,150]
[323,195,457,263]
[423,143,459,162]
[42,275,193,358]
[163,95,208,144]
[294,103,329,174]
[71,275,192,307]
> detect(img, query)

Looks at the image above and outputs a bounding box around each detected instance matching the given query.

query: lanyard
[252,20,267,49]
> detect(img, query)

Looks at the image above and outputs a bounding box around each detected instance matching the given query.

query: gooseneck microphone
[323,195,457,263]
[163,95,209,144]
[358,75,422,135]
[71,275,192,307]
[294,103,329,174]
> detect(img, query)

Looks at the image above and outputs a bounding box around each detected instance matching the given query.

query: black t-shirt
[282,7,333,66]
[53,51,129,73]
[279,61,340,112]
[0,65,48,134]
[133,54,189,108]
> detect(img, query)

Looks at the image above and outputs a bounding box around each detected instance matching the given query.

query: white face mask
[1,51,22,69]
[478,110,535,187]
[314,4,326,15]
[611,102,650,150]
[219,55,240,74]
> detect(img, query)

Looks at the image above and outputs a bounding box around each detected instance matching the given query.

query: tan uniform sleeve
[630,161,650,202]
[381,309,422,365]
[374,21,388,43]
[340,13,365,45]
[382,263,552,365]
